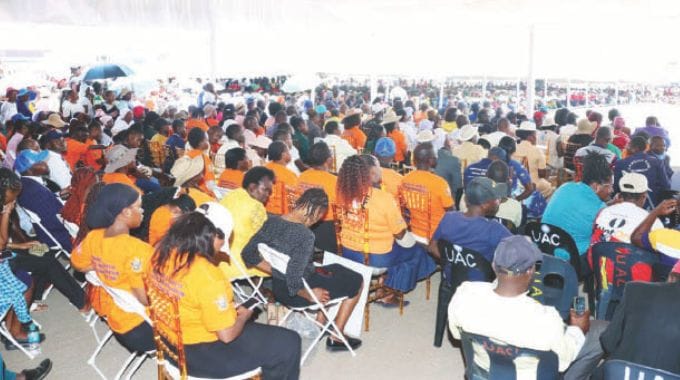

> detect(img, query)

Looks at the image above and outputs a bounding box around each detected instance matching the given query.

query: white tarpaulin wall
[1,0,680,82]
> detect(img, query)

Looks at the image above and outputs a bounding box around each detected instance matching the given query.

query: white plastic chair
[0,307,37,360]
[257,243,356,364]
[84,271,153,380]
[160,359,262,380]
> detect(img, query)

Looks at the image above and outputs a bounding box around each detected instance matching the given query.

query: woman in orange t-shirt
[336,155,436,304]
[71,183,155,353]
[185,128,216,196]
[146,210,300,379]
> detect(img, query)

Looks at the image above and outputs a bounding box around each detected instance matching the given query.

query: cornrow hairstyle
[336,155,372,208]
[293,188,328,219]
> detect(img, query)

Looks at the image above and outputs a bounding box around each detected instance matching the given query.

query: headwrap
[85,183,140,229]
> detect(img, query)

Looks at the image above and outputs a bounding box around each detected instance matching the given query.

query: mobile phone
[239,298,261,310]
[573,296,586,315]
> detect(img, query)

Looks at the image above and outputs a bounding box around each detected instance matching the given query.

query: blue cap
[492,235,543,274]
[374,137,396,157]
[465,177,508,206]
[17,88,29,97]
[245,97,255,104]
[303,100,313,109]
[11,114,29,123]
[315,104,327,114]
[43,130,64,143]
[14,149,49,174]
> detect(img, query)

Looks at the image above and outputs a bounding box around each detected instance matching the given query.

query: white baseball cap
[619,172,650,193]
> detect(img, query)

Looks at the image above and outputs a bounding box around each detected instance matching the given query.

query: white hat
[171,155,205,187]
[381,110,400,125]
[619,172,650,193]
[416,130,435,143]
[418,119,434,132]
[457,125,479,141]
[371,103,385,114]
[251,135,272,149]
[542,116,556,127]
[196,202,234,254]
[104,145,138,173]
[518,121,537,131]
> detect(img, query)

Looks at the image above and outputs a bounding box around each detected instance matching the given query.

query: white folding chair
[257,243,356,364]
[0,308,37,360]
[84,271,154,380]
[19,207,71,268]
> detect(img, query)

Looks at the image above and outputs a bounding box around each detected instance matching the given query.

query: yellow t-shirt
[265,162,298,215]
[71,229,153,333]
[381,167,403,202]
[147,256,237,345]
[219,188,269,279]
[340,188,407,254]
[515,140,547,183]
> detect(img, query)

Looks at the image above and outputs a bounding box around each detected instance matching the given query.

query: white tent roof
[2,0,680,82]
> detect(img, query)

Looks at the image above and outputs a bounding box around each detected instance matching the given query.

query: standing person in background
[633,116,670,147]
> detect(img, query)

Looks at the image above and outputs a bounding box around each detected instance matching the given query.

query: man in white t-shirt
[0,88,18,122]
[61,89,87,119]
[590,172,663,246]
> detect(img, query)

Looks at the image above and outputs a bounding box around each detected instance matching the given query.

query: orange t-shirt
[218,169,244,189]
[206,118,219,128]
[401,170,454,239]
[381,167,403,201]
[186,118,209,133]
[102,172,142,193]
[265,162,298,214]
[64,138,89,170]
[146,256,236,345]
[342,127,367,150]
[387,130,408,163]
[0,133,7,152]
[148,205,174,246]
[84,139,103,171]
[298,169,337,221]
[71,229,153,334]
[186,149,215,183]
[340,188,407,254]
[187,187,215,206]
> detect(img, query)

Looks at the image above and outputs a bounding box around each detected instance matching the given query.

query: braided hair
[293,188,328,219]
[336,155,372,208]
[0,168,22,205]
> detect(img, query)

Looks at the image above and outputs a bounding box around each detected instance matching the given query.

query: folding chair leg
[0,322,36,360]
[123,353,148,380]
[88,330,114,380]
[426,277,431,300]
[363,304,370,332]
[40,284,54,301]
[114,352,139,380]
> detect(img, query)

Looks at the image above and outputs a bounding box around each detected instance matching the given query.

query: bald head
[414,143,436,170]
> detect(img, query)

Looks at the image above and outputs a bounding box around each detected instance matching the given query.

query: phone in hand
[239,297,261,311]
[573,296,586,315]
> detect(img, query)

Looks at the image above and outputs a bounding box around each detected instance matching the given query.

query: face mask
[654,153,666,161]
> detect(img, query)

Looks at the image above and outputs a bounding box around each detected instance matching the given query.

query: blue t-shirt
[507,159,532,193]
[463,158,492,187]
[542,182,605,256]
[165,134,185,152]
[433,212,512,282]
[614,152,670,205]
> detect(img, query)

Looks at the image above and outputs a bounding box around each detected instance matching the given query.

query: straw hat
[251,135,272,149]
[104,145,138,174]
[576,118,596,135]
[41,113,67,129]
[457,125,479,141]
[518,121,537,131]
[416,130,435,143]
[171,155,205,187]
[381,110,401,125]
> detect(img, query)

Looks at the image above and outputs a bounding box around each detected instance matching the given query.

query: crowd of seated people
[0,78,677,379]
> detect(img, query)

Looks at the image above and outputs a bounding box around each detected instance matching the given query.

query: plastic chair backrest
[493,217,518,234]
[460,331,560,380]
[258,243,290,275]
[438,240,495,290]
[399,183,432,239]
[563,142,580,171]
[529,254,578,321]
[524,222,582,278]
[96,274,151,325]
[145,274,187,379]
[603,359,680,380]
[591,242,659,320]
[333,203,370,263]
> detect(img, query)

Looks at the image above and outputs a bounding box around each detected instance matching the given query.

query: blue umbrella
[83,64,134,81]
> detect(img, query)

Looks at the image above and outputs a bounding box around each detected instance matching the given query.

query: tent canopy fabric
[1,0,680,82]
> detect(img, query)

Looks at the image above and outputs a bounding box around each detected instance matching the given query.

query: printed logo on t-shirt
[130,257,142,273]
[215,296,228,311]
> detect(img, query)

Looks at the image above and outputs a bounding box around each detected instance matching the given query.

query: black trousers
[273,264,362,308]
[115,321,156,353]
[180,323,301,380]
[9,251,86,309]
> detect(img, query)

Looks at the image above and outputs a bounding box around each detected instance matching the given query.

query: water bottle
[27,323,41,355]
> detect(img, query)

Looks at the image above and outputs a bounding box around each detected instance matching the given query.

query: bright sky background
[2,0,680,82]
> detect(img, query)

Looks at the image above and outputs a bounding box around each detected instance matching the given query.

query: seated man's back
[600,280,680,375]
